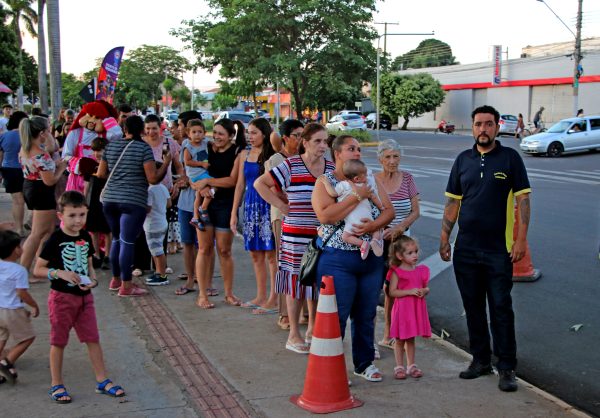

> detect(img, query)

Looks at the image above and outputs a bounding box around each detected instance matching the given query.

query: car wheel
[547,142,564,157]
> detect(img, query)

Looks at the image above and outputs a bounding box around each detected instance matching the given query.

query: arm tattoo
[442,197,459,235]
[519,196,530,226]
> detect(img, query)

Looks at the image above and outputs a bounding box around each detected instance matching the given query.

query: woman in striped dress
[254,123,334,353]
[374,139,420,348]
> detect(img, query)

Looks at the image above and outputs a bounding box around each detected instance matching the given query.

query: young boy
[183,119,214,230]
[324,159,385,259]
[33,191,125,403]
[0,230,39,384]
[144,162,172,286]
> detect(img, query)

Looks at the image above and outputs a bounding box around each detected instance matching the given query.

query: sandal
[189,218,205,231]
[175,287,196,296]
[374,344,381,360]
[277,315,290,330]
[377,338,396,350]
[360,240,370,260]
[0,359,17,384]
[285,340,310,354]
[407,364,423,378]
[394,365,407,380]
[240,301,259,309]
[199,210,212,226]
[353,364,383,382]
[49,384,72,403]
[177,273,188,281]
[132,268,143,277]
[224,295,242,306]
[196,298,215,309]
[206,288,219,296]
[96,378,125,397]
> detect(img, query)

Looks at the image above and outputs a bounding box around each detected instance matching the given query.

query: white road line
[527,172,600,185]
[422,250,453,280]
[565,170,600,179]
[528,167,600,179]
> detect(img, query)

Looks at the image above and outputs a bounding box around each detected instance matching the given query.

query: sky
[20,0,600,92]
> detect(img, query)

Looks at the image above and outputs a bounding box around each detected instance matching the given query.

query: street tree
[375,72,445,130]
[61,73,85,109]
[0,3,20,93]
[172,0,377,115]
[47,0,62,117]
[391,39,458,71]
[171,86,191,110]
[37,0,48,113]
[3,0,37,48]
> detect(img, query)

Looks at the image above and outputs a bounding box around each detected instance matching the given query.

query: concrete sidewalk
[0,192,589,417]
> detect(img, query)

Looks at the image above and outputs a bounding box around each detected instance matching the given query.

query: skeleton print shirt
[39,229,95,296]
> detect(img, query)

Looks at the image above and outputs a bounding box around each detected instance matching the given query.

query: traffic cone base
[291,275,363,413]
[513,268,542,282]
[512,206,541,282]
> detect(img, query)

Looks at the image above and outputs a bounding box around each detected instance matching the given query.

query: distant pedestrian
[0,230,39,384]
[33,191,125,403]
[0,104,13,135]
[515,113,524,139]
[387,235,431,380]
[440,105,531,392]
[576,108,584,117]
[533,106,544,131]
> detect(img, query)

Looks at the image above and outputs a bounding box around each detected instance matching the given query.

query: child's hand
[58,270,81,286]
[407,288,421,297]
[78,279,98,291]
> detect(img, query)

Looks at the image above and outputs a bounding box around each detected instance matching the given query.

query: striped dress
[387,171,419,232]
[270,155,335,300]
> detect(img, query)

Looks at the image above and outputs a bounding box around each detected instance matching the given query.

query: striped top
[387,171,419,229]
[101,137,155,208]
[270,155,335,273]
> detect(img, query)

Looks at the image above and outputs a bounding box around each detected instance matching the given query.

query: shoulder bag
[99,140,135,203]
[299,223,343,287]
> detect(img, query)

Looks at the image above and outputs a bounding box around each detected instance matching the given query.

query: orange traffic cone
[290,275,363,413]
[512,206,541,282]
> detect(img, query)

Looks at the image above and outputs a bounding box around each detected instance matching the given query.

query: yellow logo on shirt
[494,172,507,180]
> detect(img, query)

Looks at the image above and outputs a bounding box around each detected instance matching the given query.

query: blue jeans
[316,247,383,373]
[453,249,517,371]
[103,202,147,281]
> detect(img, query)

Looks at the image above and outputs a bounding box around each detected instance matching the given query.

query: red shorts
[47,290,100,348]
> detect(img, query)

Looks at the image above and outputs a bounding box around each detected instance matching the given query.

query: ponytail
[19,116,49,154]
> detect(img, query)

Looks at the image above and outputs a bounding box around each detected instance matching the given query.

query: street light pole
[375,32,434,142]
[537,0,583,116]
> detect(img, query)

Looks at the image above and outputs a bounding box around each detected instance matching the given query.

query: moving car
[498,114,518,135]
[326,113,367,131]
[519,115,600,157]
[365,113,392,130]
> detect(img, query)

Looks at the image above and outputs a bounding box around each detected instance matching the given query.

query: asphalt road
[361,129,600,417]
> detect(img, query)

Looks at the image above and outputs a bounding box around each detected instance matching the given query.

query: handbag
[299,223,342,286]
[100,140,134,203]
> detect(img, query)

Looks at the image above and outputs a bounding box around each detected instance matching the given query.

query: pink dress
[388,265,432,340]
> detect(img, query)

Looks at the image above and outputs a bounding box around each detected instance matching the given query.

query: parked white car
[498,114,518,135]
[326,114,367,131]
[519,115,600,157]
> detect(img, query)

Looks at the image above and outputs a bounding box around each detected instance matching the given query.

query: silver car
[498,114,518,135]
[326,114,367,131]
[519,115,600,157]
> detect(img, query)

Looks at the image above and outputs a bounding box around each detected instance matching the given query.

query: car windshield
[547,121,572,133]
[343,114,361,120]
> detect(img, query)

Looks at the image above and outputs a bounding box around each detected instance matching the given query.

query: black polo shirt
[445,141,531,253]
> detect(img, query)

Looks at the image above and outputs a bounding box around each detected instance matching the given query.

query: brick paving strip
[131,293,255,418]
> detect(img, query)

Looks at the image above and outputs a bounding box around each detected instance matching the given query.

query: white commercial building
[400,45,600,130]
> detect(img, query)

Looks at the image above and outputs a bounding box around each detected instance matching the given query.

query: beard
[475,134,495,148]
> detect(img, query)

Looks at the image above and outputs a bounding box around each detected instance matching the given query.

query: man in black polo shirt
[439,105,531,392]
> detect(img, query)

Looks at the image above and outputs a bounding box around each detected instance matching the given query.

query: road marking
[420,200,445,219]
[421,249,453,280]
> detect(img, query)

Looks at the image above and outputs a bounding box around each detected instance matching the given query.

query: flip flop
[196,299,215,309]
[206,288,219,296]
[251,307,278,315]
[175,287,196,296]
[224,296,242,306]
[285,341,310,354]
[177,273,188,281]
[240,301,259,309]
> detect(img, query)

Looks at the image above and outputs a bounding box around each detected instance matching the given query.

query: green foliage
[375,73,445,130]
[21,50,37,95]
[391,39,458,71]
[171,86,190,109]
[327,128,372,143]
[3,0,37,47]
[172,0,377,113]
[0,3,20,93]
[61,73,85,109]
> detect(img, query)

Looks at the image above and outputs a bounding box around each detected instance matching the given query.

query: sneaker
[459,362,493,379]
[109,278,122,291]
[498,370,518,392]
[101,257,111,270]
[118,284,148,297]
[145,274,170,286]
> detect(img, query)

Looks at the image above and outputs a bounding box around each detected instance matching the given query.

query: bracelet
[47,268,58,280]
[351,190,362,202]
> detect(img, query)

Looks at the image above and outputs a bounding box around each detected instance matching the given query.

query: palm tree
[4,0,38,109]
[37,0,48,113]
[46,0,62,117]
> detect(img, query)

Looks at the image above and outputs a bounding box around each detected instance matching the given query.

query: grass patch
[327,129,373,143]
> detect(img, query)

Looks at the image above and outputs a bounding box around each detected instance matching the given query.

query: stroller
[436,120,455,134]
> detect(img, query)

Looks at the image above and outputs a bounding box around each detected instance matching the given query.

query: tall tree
[0,3,21,93]
[37,0,48,112]
[173,0,377,115]
[3,0,37,48]
[374,73,445,130]
[391,39,458,71]
[47,0,62,117]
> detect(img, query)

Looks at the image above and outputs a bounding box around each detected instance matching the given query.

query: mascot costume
[62,100,122,192]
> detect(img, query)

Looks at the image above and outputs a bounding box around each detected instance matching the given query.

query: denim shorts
[207,198,234,232]
[178,208,197,244]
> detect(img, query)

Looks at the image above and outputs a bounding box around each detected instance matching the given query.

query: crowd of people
[0,101,528,401]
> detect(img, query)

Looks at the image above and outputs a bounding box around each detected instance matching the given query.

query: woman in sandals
[255,123,335,353]
[190,118,245,309]
[312,135,394,381]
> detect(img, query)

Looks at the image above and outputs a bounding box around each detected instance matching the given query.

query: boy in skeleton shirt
[34,191,125,403]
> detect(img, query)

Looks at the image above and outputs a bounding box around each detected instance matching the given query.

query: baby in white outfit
[325,159,384,259]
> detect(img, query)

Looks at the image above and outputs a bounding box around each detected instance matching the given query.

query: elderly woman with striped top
[374,139,420,349]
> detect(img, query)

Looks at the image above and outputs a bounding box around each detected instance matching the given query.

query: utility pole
[573,0,583,116]
[374,21,399,67]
